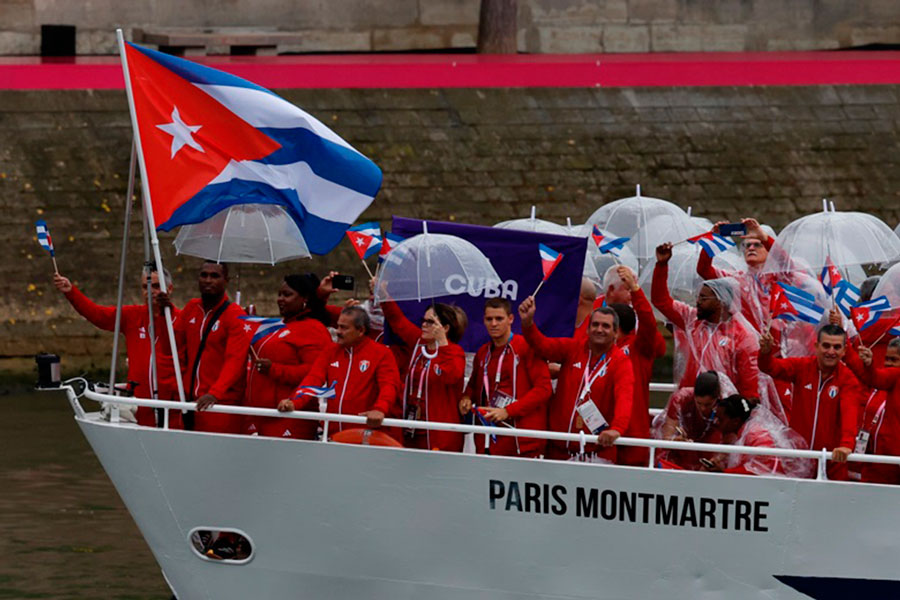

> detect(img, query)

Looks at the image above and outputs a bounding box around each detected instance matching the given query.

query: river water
[0,390,169,599]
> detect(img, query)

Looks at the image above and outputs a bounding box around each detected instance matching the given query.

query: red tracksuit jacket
[759,353,859,480]
[296,335,401,434]
[382,302,466,452]
[523,324,634,462]
[465,334,552,457]
[243,316,334,439]
[652,262,760,399]
[64,285,178,427]
[844,347,900,484]
[616,288,667,466]
[167,296,249,433]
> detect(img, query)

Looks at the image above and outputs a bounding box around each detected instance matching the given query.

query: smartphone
[718,222,747,237]
[332,274,355,290]
[699,458,716,469]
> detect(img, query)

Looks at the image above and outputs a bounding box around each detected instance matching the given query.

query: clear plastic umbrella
[761,202,900,278]
[872,262,900,306]
[567,220,640,283]
[173,203,311,265]
[584,185,703,261]
[375,223,500,302]
[494,206,569,235]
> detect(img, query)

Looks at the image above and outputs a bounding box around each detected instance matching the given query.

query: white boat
[54,381,900,600]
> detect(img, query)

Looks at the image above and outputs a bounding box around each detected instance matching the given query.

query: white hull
[76,412,900,600]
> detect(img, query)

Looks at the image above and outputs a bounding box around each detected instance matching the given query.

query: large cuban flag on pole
[118,37,382,255]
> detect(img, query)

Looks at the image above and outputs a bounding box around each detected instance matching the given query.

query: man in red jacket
[54,266,178,427]
[652,242,760,400]
[279,306,400,435]
[844,338,900,484]
[161,261,249,433]
[759,324,860,480]
[460,298,552,458]
[612,266,667,466]
[520,296,634,464]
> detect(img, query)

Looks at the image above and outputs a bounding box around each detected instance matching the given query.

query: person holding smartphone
[380,300,467,452]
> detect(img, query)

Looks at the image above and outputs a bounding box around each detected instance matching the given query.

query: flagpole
[116,29,187,406]
[532,279,547,297]
[108,141,137,422]
[50,255,59,274]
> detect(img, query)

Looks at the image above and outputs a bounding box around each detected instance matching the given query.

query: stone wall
[1,84,899,375]
[2,0,899,55]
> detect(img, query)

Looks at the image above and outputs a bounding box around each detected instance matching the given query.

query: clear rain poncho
[660,275,785,423]
[725,405,814,478]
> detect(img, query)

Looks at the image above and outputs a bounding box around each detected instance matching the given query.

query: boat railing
[65,382,900,482]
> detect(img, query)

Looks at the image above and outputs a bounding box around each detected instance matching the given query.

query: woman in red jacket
[382,301,467,452]
[244,273,334,439]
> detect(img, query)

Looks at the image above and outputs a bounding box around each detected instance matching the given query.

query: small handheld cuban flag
[473,407,498,443]
[686,231,736,258]
[850,296,895,332]
[346,221,383,260]
[833,280,860,319]
[772,282,825,325]
[35,220,59,273]
[378,232,406,263]
[292,381,337,401]
[819,257,843,295]
[538,244,563,280]
[239,316,286,346]
[590,225,629,257]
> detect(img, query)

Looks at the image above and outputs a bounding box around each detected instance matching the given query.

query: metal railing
[64,382,900,483]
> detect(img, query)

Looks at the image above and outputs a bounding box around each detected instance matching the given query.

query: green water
[0,390,169,599]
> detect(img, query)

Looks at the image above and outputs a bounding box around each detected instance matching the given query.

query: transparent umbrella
[374,223,500,303]
[567,220,640,283]
[495,206,569,235]
[173,203,311,265]
[584,185,703,261]
[761,202,900,278]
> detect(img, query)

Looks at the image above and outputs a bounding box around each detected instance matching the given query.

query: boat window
[188,528,253,564]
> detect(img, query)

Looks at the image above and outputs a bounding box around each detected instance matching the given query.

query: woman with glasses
[381,300,467,452]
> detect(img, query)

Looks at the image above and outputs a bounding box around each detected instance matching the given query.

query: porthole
[188,527,254,564]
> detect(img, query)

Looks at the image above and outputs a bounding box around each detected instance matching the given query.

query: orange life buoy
[331,428,403,447]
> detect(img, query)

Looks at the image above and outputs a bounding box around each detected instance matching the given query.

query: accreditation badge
[490,390,515,409]
[576,400,608,434]
[854,429,870,455]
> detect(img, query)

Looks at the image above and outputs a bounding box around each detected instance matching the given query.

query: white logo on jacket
[359,360,370,373]
[279,330,290,338]
[330,361,340,368]
[212,322,220,332]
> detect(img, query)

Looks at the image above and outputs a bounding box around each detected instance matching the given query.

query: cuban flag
[591,226,629,257]
[35,220,55,256]
[120,41,382,255]
[239,316,286,346]
[772,282,825,324]
[850,296,897,333]
[687,231,736,258]
[378,232,406,263]
[538,244,563,280]
[346,221,382,260]
[819,257,843,295]
[293,381,337,401]
[833,280,861,319]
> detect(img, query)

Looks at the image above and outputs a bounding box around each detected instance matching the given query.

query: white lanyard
[810,371,833,451]
[578,351,610,403]
[483,339,512,401]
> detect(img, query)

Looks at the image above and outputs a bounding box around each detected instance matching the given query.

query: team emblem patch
[279,330,290,338]
[719,338,727,346]
[359,360,370,373]
[622,345,630,356]
[434,364,442,376]
[828,386,838,399]
[212,321,220,332]
[598,365,608,377]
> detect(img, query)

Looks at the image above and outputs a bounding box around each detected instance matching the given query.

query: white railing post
[817,448,828,480]
[648,445,656,468]
[322,421,329,443]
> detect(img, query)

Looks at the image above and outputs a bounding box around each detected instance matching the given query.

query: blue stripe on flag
[127,42,276,96]
[833,280,860,318]
[257,128,382,197]
[161,180,352,255]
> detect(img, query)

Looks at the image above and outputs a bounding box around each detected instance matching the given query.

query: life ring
[332,428,403,447]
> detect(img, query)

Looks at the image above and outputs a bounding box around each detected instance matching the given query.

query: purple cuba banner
[391,216,588,352]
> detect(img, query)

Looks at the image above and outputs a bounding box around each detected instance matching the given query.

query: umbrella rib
[261,210,275,265]
[217,207,234,263]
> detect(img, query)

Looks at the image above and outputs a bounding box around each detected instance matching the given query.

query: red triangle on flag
[124,44,281,227]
